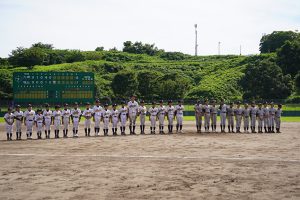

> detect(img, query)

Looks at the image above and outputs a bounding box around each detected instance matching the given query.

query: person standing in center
[138,100,147,134]
[175,100,184,133]
[210,100,218,133]
[14,105,23,140]
[219,99,227,133]
[203,99,211,133]
[158,100,166,134]
[127,95,139,135]
[149,102,158,134]
[82,102,93,136]
[93,99,103,136]
[194,100,203,133]
[119,101,128,135]
[62,103,71,138]
[166,100,175,133]
[43,103,52,139]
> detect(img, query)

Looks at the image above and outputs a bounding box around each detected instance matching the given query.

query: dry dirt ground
[0,121,299,200]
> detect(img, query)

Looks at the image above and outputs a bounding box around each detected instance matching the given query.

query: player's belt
[27,120,33,121]
[37,121,43,123]
[104,117,109,118]
[205,112,210,114]
[244,116,249,118]
[73,116,79,118]
[151,114,157,116]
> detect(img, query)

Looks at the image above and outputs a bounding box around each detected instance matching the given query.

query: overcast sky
[0,0,299,57]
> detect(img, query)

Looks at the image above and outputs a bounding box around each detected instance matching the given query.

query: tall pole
[240,45,242,56]
[218,42,221,55]
[194,24,198,56]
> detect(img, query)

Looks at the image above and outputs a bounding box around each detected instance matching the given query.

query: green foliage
[295,72,300,94]
[160,52,187,60]
[123,41,162,56]
[260,31,299,53]
[241,59,293,99]
[95,46,104,51]
[8,47,48,67]
[111,70,138,98]
[0,70,13,99]
[31,42,54,49]
[137,70,162,99]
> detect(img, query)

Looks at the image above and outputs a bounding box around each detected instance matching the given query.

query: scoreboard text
[13,72,95,103]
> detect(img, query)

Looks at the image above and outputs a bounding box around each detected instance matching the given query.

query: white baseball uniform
[227,107,234,127]
[82,108,93,129]
[175,105,184,126]
[43,110,52,131]
[158,105,166,128]
[269,107,276,128]
[256,108,264,128]
[62,109,71,130]
[35,114,44,132]
[111,109,119,129]
[24,109,35,138]
[235,107,243,129]
[263,107,269,129]
[52,110,62,130]
[275,109,282,129]
[93,105,103,129]
[203,104,210,130]
[149,107,158,128]
[14,110,23,133]
[249,106,257,128]
[127,101,139,129]
[4,113,14,134]
[138,105,147,126]
[210,105,218,127]
[242,107,250,130]
[71,108,81,132]
[219,104,227,126]
[119,107,128,127]
[194,104,203,129]
[102,109,111,129]
[166,105,175,126]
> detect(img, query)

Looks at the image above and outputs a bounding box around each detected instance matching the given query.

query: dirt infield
[0,121,299,200]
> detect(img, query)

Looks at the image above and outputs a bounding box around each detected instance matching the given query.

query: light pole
[218,42,221,55]
[194,24,198,56]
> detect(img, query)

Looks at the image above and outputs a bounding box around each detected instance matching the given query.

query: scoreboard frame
[13,72,95,103]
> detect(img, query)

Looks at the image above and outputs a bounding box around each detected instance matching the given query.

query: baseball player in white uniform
[119,101,128,135]
[149,102,158,134]
[256,103,264,133]
[194,100,203,133]
[62,103,71,138]
[210,100,218,133]
[138,100,147,134]
[93,99,102,136]
[166,100,175,133]
[175,100,184,133]
[24,104,35,139]
[34,109,44,139]
[203,99,211,133]
[82,102,93,136]
[249,102,257,133]
[242,103,250,133]
[158,100,166,134]
[263,102,270,133]
[268,102,276,133]
[43,103,52,139]
[111,103,119,136]
[102,103,111,136]
[71,102,81,137]
[14,105,23,140]
[219,99,227,133]
[234,101,243,133]
[4,107,14,141]
[127,95,139,135]
[227,103,235,133]
[52,105,62,138]
[275,104,282,133]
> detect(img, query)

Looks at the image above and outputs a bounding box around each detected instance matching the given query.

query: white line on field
[0,153,299,163]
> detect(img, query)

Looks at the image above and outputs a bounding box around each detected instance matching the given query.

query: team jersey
[24,110,36,121]
[235,107,243,115]
[242,108,250,117]
[149,107,159,116]
[269,107,276,116]
[4,113,14,124]
[138,106,147,116]
[102,109,111,119]
[210,106,218,114]
[166,105,175,116]
[35,114,44,123]
[82,108,93,119]
[119,106,128,117]
[43,110,52,120]
[127,101,139,115]
[249,107,257,116]
[71,108,81,118]
[111,109,119,119]
[14,111,23,121]
[93,105,103,118]
[227,107,234,116]
[275,109,282,118]
[62,109,71,119]
[203,105,210,113]
[263,107,269,117]
[194,104,203,115]
[52,110,62,120]
[175,105,184,116]
[219,104,227,113]
[157,105,166,117]
[256,108,264,118]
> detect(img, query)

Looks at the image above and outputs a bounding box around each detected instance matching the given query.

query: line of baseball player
[3,96,283,141]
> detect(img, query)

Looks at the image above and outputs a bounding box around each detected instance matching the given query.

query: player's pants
[228,116,234,126]
[243,116,249,129]
[26,120,34,134]
[44,119,51,131]
[176,114,183,125]
[236,115,242,128]
[140,114,146,126]
[158,114,165,126]
[73,118,79,131]
[6,124,13,133]
[269,115,275,127]
[220,113,226,126]
[103,117,110,129]
[263,117,269,128]
[94,117,101,128]
[195,114,202,127]
[120,115,127,127]
[250,115,256,127]
[54,119,61,130]
[129,114,137,126]
[112,117,118,128]
[211,113,217,126]
[275,117,281,129]
[257,117,263,128]
[85,119,91,129]
[63,118,69,130]
[15,120,22,132]
[204,113,210,128]
[168,115,174,125]
[37,122,43,132]
[150,116,156,128]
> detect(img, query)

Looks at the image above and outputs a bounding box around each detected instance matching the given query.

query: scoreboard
[13,72,95,103]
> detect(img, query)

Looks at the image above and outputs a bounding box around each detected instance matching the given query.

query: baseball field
[0,121,299,199]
